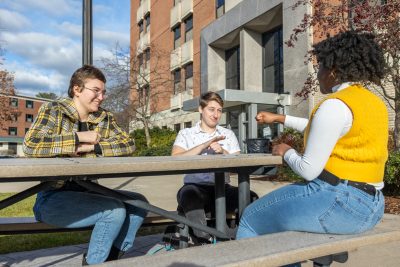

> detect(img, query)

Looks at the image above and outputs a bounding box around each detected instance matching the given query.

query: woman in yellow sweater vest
[237,31,388,242]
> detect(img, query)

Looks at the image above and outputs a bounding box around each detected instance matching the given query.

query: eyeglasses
[83,86,107,98]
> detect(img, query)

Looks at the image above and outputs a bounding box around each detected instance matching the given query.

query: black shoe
[106,246,124,261]
[82,253,89,266]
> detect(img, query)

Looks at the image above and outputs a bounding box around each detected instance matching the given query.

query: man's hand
[75,144,95,154]
[76,131,101,144]
[255,111,285,124]
[272,143,292,156]
[207,136,226,154]
[209,140,224,154]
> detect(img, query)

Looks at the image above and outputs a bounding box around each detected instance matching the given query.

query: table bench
[97,214,400,267]
[1,155,275,243]
[0,212,179,235]
[0,212,237,235]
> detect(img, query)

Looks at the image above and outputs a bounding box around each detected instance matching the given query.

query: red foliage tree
[288,0,400,149]
[0,70,18,129]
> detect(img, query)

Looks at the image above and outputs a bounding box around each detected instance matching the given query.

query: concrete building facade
[0,95,49,157]
[130,0,395,151]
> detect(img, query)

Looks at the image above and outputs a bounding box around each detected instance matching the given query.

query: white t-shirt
[173,121,241,184]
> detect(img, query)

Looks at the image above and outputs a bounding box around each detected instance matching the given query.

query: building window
[216,0,225,18]
[25,128,30,134]
[145,49,150,68]
[10,113,18,122]
[26,100,34,109]
[138,54,144,69]
[262,27,283,94]
[138,20,144,34]
[139,84,149,99]
[174,123,181,132]
[173,69,181,94]
[10,98,18,107]
[226,46,240,90]
[8,127,17,136]
[184,15,193,42]
[26,114,34,123]
[184,121,192,128]
[145,14,150,32]
[162,125,167,129]
[173,25,181,49]
[184,63,193,91]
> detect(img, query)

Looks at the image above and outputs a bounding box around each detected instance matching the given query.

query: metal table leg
[238,169,250,218]
[214,172,226,235]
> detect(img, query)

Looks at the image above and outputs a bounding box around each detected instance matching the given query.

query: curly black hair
[313,31,387,85]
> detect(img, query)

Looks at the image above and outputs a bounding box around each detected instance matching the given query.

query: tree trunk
[143,119,151,147]
[395,90,400,151]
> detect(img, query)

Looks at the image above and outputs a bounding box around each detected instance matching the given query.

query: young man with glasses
[23,65,147,265]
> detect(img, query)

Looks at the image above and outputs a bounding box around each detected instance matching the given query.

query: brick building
[0,94,49,157]
[130,0,395,151]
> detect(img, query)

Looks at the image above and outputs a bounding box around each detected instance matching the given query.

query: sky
[0,0,130,97]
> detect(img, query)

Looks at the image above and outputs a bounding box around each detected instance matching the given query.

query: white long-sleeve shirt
[283,82,384,189]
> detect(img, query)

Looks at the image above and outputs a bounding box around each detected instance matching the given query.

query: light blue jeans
[33,189,148,265]
[237,178,384,239]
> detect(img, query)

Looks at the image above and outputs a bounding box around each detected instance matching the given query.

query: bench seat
[97,214,400,267]
[0,212,179,235]
[0,212,237,235]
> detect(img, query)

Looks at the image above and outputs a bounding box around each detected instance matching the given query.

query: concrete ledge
[97,214,400,267]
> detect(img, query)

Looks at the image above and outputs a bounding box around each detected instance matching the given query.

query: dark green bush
[272,128,304,182]
[130,127,177,156]
[383,151,400,196]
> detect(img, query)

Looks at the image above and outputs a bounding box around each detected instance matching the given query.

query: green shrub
[383,151,400,196]
[272,128,304,182]
[130,127,177,156]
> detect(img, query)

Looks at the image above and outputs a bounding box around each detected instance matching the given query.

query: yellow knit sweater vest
[304,84,388,183]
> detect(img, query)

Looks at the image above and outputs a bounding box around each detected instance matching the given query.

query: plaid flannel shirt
[23,98,135,158]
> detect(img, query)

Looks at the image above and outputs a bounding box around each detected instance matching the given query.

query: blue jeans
[33,189,148,265]
[236,178,384,239]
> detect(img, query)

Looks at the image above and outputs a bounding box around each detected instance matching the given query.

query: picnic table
[0,154,282,240]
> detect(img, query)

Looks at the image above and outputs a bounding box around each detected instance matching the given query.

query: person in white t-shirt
[172,92,257,243]
[236,31,388,243]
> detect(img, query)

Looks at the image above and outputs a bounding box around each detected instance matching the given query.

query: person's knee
[103,199,126,224]
[178,186,204,210]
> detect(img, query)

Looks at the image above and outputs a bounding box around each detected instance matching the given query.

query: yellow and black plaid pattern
[23,98,135,158]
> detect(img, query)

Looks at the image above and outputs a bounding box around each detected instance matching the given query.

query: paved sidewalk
[1,175,400,266]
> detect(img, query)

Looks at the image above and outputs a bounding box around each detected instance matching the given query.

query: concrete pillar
[247,103,258,138]
[241,29,262,92]
[207,47,226,92]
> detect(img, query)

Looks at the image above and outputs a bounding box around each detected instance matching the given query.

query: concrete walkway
[1,174,400,266]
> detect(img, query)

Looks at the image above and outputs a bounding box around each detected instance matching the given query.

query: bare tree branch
[100,44,174,147]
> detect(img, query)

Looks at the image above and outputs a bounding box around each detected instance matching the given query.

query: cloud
[1,0,80,18]
[0,9,30,31]
[0,0,131,97]
[4,62,69,97]
[95,29,130,48]
[58,21,81,39]
[1,31,81,73]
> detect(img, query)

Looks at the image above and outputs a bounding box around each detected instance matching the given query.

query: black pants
[176,183,258,240]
